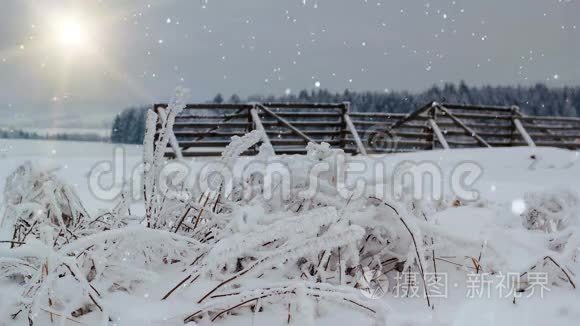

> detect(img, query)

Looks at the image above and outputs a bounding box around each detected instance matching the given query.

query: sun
[49,13,93,55]
[56,19,86,48]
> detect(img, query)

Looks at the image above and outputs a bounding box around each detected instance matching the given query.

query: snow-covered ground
[0,139,142,213]
[1,137,580,325]
[2,138,578,214]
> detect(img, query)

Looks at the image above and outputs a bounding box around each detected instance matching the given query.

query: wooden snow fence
[152,102,580,157]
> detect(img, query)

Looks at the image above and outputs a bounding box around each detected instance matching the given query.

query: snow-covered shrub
[2,162,91,249]
[143,112,384,323]
[515,188,580,289]
[521,188,579,233]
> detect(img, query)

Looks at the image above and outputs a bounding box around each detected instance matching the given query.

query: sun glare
[57,20,86,48]
[50,14,93,54]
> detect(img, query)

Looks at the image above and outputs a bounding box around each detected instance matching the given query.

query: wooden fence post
[344,111,367,155]
[430,106,437,149]
[257,104,316,144]
[437,105,491,148]
[340,102,349,152]
[428,118,450,150]
[513,118,536,147]
[250,106,275,153]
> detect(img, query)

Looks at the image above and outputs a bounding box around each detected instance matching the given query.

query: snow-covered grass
[1,115,580,325]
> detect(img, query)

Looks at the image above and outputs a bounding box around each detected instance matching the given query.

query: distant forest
[111,82,580,144]
[0,129,108,142]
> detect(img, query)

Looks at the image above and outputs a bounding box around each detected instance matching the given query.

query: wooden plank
[440,103,513,112]
[349,108,513,119]
[388,101,436,130]
[178,113,247,119]
[175,147,315,157]
[348,112,408,118]
[432,130,511,137]
[261,112,342,118]
[428,119,450,150]
[175,121,343,128]
[265,130,342,136]
[174,122,251,128]
[445,140,480,146]
[513,118,536,147]
[358,147,423,154]
[162,103,341,109]
[350,119,404,125]
[346,119,515,129]
[261,102,346,109]
[524,133,580,139]
[446,113,513,119]
[259,120,343,126]
[493,141,580,148]
[430,117,513,126]
[174,130,343,137]
[437,105,492,148]
[343,113,367,155]
[351,114,511,124]
[345,139,433,147]
[160,102,346,110]
[520,124,580,131]
[352,143,432,153]
[256,104,316,144]
[517,115,580,123]
[347,129,517,138]
[176,139,340,147]
[177,136,339,143]
[164,103,253,110]
[171,151,224,157]
[174,131,246,137]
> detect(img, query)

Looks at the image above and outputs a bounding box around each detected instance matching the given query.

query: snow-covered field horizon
[2,138,579,213]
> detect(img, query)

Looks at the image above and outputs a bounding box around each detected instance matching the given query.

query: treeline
[111,82,580,144]
[111,107,147,144]
[0,129,108,142]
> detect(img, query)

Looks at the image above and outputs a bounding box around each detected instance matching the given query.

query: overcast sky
[0,0,579,119]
